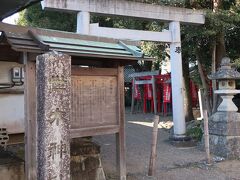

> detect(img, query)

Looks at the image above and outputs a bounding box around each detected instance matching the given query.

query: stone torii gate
[42,0,205,143]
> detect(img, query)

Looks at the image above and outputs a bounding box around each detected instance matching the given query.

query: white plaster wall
[0,61,24,134]
[0,62,23,83]
[0,94,24,133]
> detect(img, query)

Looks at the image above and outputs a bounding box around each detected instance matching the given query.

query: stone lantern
[208,57,240,112]
[207,57,240,158]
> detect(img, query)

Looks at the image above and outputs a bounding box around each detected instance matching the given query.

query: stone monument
[208,57,240,158]
[70,138,106,180]
[37,51,71,179]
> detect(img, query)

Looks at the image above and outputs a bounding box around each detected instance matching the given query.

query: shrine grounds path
[94,108,240,180]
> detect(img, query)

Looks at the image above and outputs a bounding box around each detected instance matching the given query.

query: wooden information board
[70,67,120,138]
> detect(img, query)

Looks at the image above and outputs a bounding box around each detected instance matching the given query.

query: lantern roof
[208,57,240,80]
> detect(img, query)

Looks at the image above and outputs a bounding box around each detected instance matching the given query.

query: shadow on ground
[94,109,240,180]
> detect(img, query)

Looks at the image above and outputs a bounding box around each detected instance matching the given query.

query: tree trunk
[215,32,226,66]
[196,56,212,115]
[183,59,194,121]
[211,0,226,113]
[213,0,226,67]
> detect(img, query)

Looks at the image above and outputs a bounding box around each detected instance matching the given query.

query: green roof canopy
[0,22,153,65]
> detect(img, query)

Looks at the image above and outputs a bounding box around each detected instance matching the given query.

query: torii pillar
[169,22,186,137]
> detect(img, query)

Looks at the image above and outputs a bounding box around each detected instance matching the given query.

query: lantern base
[218,95,238,112]
[214,90,240,112]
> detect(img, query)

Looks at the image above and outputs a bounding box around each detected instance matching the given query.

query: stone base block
[209,112,240,136]
[209,135,240,159]
[70,139,106,180]
[207,112,240,159]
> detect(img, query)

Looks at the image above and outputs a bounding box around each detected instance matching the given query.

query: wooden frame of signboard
[24,59,126,180]
[70,65,126,178]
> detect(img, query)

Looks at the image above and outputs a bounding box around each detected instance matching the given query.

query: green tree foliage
[182,2,240,81]
[17,3,76,32]
[180,0,240,114]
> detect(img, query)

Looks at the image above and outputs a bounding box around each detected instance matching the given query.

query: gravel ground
[94,109,240,180]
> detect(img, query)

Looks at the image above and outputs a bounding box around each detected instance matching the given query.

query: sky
[2,13,19,25]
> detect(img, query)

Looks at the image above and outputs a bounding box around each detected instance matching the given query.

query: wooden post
[152,76,157,114]
[24,52,37,180]
[131,77,135,114]
[197,89,204,120]
[116,66,126,180]
[148,115,159,176]
[201,87,211,164]
[203,110,211,164]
